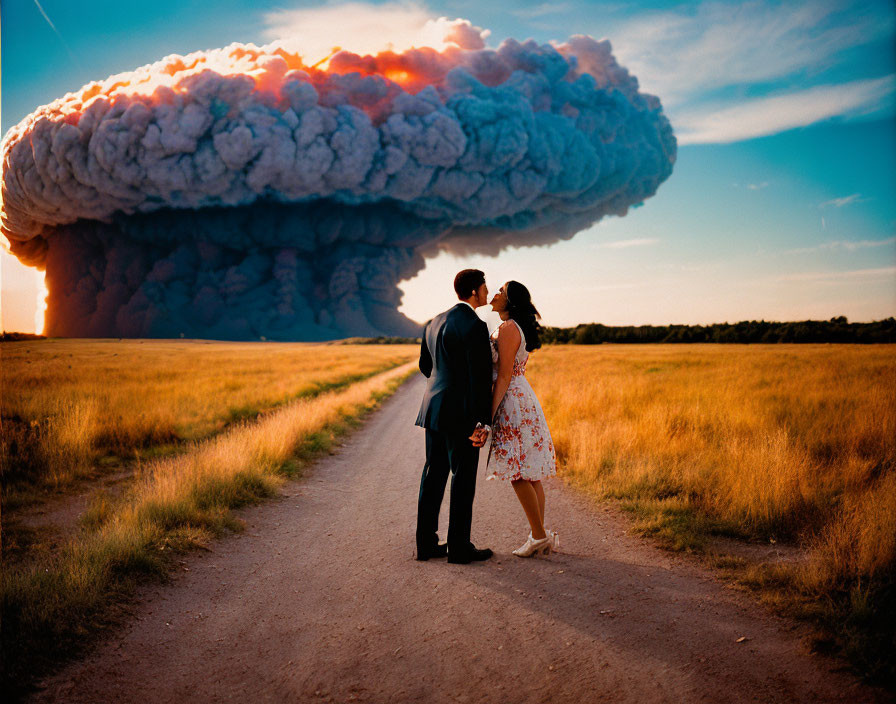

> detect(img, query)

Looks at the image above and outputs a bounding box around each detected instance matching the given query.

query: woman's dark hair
[505,280,542,352]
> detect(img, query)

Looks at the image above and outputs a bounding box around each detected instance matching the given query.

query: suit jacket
[415,303,493,436]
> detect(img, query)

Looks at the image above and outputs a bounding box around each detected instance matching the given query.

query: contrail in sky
[32,0,82,67]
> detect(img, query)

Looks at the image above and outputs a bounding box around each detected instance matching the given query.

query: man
[415,269,494,564]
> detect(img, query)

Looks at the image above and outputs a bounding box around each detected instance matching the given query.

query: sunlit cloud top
[261,2,491,64]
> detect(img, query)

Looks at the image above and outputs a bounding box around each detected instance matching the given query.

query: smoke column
[1,20,676,340]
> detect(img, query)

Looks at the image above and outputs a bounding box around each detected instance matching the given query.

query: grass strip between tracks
[1,362,417,696]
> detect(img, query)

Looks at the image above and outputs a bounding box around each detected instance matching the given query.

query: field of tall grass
[1,339,415,500]
[2,347,415,695]
[526,344,895,684]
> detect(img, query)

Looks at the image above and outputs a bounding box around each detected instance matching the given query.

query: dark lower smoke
[30,201,441,339]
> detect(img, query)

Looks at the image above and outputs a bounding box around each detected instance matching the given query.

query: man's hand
[469,427,489,448]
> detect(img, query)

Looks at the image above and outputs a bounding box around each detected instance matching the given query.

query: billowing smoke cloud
[1,21,676,340]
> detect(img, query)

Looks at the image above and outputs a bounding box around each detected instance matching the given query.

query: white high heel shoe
[548,529,560,552]
[512,531,552,557]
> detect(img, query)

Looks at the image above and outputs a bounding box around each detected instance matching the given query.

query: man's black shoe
[447,546,493,564]
[416,542,449,561]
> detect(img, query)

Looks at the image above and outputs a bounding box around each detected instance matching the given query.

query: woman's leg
[532,480,545,525]
[511,479,546,539]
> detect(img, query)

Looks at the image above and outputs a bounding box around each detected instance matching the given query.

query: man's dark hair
[454,269,485,300]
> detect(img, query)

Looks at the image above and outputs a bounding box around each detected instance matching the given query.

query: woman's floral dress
[486,319,557,482]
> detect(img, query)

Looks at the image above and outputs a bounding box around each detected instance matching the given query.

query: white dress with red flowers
[486,319,557,482]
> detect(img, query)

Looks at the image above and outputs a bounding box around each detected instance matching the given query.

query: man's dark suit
[415,302,493,556]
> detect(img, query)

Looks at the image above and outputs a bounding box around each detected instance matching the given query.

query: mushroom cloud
[0,19,676,340]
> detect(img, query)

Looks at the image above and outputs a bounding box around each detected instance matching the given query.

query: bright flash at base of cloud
[35,273,48,335]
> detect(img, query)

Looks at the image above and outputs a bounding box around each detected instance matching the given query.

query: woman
[486,281,558,557]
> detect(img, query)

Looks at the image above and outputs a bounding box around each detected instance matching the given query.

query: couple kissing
[415,269,558,564]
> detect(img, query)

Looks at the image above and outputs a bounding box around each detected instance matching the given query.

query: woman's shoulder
[503,318,526,343]
[496,319,521,337]
[495,320,523,357]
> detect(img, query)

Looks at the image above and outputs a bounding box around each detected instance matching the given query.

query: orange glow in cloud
[384,70,412,84]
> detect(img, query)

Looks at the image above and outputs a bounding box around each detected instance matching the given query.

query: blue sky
[2,0,894,331]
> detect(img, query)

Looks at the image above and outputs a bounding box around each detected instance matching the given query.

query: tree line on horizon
[3,316,895,344]
[540,316,896,344]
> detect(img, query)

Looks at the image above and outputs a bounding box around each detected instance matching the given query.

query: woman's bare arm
[490,321,521,422]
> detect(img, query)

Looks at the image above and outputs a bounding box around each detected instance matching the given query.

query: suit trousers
[416,427,480,553]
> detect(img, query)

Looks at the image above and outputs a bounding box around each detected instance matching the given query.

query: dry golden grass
[90,361,415,537]
[527,343,895,682]
[2,360,416,693]
[1,339,415,492]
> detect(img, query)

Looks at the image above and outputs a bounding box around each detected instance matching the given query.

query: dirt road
[30,374,886,703]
